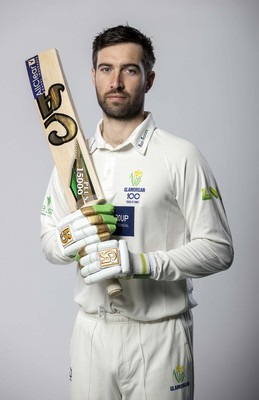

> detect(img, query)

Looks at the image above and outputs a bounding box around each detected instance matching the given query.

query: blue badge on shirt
[113,206,135,237]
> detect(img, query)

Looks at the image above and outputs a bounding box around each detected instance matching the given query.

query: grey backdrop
[1,0,258,399]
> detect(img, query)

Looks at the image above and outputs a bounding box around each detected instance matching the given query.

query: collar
[88,112,156,155]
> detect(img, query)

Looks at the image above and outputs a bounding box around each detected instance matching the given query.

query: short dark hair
[92,25,156,74]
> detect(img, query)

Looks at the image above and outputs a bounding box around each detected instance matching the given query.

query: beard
[96,88,145,121]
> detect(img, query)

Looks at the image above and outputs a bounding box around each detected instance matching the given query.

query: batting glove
[78,239,154,284]
[56,204,117,257]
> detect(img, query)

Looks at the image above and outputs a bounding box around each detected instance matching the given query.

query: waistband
[78,307,190,325]
[79,308,138,324]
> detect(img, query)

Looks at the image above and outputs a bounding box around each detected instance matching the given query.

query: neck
[101,113,145,148]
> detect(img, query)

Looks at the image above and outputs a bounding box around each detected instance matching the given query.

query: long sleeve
[149,141,234,281]
[40,167,72,265]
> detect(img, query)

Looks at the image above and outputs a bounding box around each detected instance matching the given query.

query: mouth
[106,96,127,101]
[105,92,128,100]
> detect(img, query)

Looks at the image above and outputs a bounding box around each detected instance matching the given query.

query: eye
[100,66,111,73]
[124,67,137,75]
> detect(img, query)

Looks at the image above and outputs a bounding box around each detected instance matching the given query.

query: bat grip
[106,279,123,297]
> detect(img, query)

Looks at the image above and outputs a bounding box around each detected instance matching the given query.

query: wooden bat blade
[25,48,122,297]
[25,48,105,210]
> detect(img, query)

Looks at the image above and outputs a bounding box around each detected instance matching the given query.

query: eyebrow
[97,63,141,71]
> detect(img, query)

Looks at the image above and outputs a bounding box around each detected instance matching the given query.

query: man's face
[92,43,152,120]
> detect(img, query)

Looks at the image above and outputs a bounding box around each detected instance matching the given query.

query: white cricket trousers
[69,309,194,400]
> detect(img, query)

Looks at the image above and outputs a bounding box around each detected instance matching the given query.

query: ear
[145,71,155,93]
[91,68,96,85]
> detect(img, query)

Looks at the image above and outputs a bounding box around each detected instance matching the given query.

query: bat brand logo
[37,83,78,146]
[26,54,78,146]
[26,50,99,210]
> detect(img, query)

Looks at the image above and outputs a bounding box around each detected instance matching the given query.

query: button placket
[103,151,116,191]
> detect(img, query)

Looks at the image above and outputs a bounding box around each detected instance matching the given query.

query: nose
[110,71,124,90]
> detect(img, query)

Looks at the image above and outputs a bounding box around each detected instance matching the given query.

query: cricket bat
[25,48,122,297]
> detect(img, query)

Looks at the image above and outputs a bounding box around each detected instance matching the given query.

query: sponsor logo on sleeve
[41,196,53,217]
[202,186,222,201]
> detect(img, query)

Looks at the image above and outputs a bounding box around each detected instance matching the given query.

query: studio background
[1,0,258,399]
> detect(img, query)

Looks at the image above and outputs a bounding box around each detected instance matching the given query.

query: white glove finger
[118,240,130,274]
[58,216,106,243]
[80,252,99,267]
[80,261,101,277]
[84,266,121,285]
[58,214,112,247]
[73,213,113,230]
[80,241,120,269]
[73,225,99,241]
[72,217,92,230]
[57,209,82,229]
[84,239,119,254]
[82,242,99,254]
[65,234,102,256]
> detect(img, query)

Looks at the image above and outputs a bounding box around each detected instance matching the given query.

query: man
[41,25,234,400]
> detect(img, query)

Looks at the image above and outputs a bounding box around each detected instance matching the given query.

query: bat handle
[106,279,123,297]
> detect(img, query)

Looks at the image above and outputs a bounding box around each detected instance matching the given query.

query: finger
[75,239,119,261]
[80,260,101,277]
[84,239,119,255]
[118,240,130,274]
[73,224,110,241]
[80,252,99,267]
[60,224,115,253]
[57,209,82,229]
[84,266,121,284]
[80,204,114,217]
[73,214,117,230]
[87,214,117,226]
[65,234,105,256]
[58,225,101,250]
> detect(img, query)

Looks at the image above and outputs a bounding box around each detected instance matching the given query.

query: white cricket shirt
[41,113,233,321]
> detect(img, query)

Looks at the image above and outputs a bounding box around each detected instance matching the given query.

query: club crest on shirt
[124,170,145,204]
[130,169,143,186]
[170,365,190,392]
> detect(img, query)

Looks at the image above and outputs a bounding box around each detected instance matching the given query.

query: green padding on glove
[74,253,81,262]
[92,204,114,215]
[107,224,117,235]
[101,214,117,226]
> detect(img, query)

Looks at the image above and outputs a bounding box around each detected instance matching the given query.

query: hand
[79,240,153,285]
[56,204,117,257]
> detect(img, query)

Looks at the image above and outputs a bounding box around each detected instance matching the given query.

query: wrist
[129,252,155,278]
